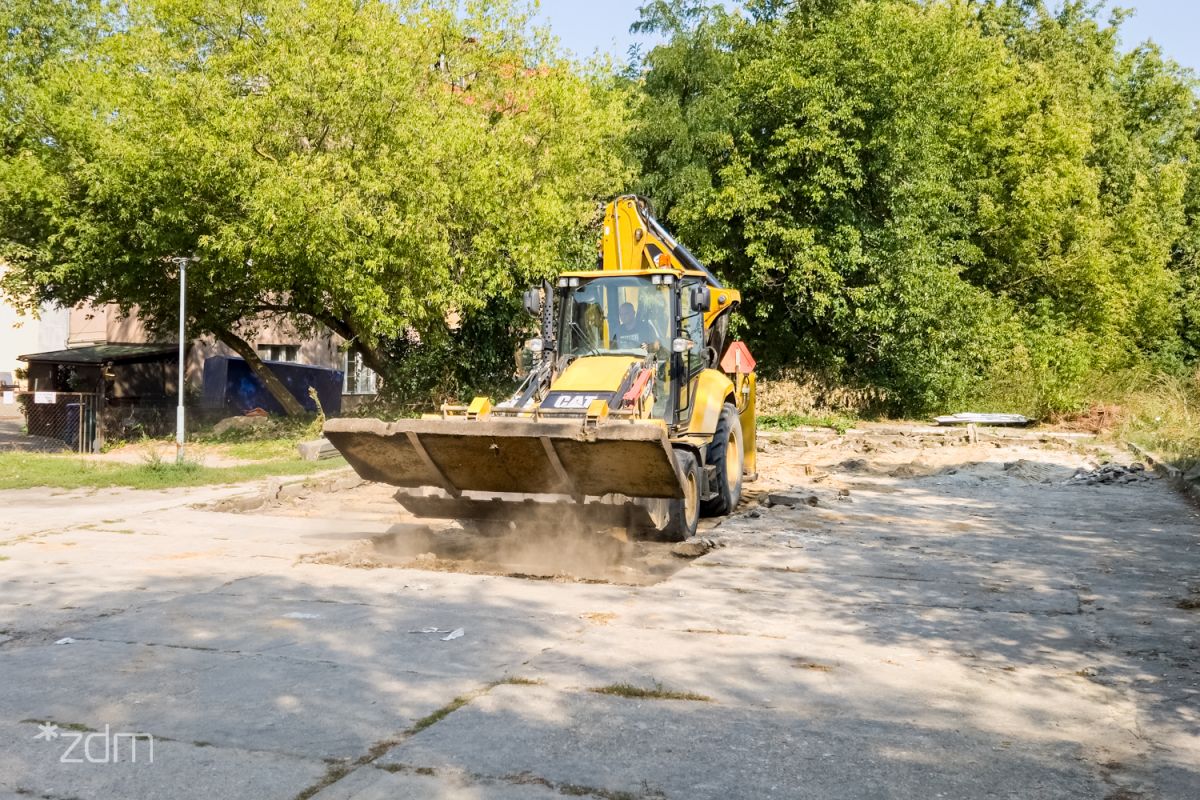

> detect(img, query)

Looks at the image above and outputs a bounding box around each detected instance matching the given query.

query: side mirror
[522,288,542,317]
[690,285,712,313]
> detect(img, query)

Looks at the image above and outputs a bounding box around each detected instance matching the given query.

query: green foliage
[141,449,202,474]
[4,0,1198,419]
[631,0,1200,416]
[0,0,629,402]
[1107,369,1200,470]
[188,415,314,458]
[376,295,535,409]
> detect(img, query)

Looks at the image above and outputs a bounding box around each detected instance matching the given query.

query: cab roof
[556,268,711,281]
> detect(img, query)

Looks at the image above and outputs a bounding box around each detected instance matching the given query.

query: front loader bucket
[323,417,685,500]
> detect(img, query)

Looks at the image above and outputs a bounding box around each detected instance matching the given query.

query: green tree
[0,0,629,414]
[631,0,1200,415]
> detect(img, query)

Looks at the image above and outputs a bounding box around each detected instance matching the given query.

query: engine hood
[540,355,642,411]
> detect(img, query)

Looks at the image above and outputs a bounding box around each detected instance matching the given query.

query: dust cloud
[298,499,692,585]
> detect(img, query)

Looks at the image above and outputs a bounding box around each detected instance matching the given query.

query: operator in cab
[611,301,662,352]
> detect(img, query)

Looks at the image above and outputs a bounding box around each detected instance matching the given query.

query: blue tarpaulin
[201,356,343,416]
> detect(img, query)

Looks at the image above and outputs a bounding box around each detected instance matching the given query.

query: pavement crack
[13,787,85,800]
[53,636,368,668]
[289,675,541,800]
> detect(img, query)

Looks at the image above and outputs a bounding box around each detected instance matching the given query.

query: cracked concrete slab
[521,622,1137,748]
[381,684,1107,799]
[1,426,1196,799]
[0,719,327,800]
[0,638,477,760]
[53,582,579,678]
[310,764,567,800]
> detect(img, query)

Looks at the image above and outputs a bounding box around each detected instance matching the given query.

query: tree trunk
[215,327,307,417]
[308,310,395,387]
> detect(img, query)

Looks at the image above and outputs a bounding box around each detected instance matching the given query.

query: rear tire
[701,403,744,517]
[664,449,700,541]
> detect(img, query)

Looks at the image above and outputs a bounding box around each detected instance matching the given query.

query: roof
[18,343,179,365]
[558,268,708,279]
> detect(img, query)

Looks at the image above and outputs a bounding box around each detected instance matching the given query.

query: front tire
[664,449,700,541]
[701,403,744,517]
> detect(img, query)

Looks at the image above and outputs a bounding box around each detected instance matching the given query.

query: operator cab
[553,270,715,424]
[557,273,669,357]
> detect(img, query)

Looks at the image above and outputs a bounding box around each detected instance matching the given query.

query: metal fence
[1,390,102,454]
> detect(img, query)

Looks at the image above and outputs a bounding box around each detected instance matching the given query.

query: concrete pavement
[0,429,1197,799]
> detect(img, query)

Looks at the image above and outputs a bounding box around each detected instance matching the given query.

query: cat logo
[549,393,601,409]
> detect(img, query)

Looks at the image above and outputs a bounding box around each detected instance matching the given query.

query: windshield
[558,276,672,358]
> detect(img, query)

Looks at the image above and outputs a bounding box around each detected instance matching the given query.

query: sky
[532,0,1200,73]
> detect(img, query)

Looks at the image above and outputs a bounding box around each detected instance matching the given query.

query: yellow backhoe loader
[324,195,757,540]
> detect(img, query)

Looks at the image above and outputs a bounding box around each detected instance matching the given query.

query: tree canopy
[2,0,1198,417]
[0,0,629,410]
[631,0,1200,414]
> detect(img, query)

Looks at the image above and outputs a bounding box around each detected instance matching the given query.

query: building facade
[2,287,378,401]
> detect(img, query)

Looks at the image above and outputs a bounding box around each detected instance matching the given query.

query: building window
[342,351,378,395]
[257,344,299,363]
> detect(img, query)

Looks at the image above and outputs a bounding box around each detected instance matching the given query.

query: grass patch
[402,676,540,736]
[220,438,302,460]
[192,414,317,445]
[758,412,856,434]
[142,449,203,473]
[0,452,345,491]
[292,762,353,800]
[1114,373,1200,470]
[494,676,542,686]
[407,694,474,735]
[589,681,712,702]
[189,416,313,462]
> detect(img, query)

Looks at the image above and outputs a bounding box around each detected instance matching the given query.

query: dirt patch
[1002,459,1068,482]
[888,460,942,478]
[298,519,691,586]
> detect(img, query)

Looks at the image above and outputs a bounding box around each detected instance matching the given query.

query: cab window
[558,276,671,358]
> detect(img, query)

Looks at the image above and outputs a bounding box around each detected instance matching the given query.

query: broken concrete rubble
[670,538,719,558]
[1066,462,1155,486]
[764,492,820,508]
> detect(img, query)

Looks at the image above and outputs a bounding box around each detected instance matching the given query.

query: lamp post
[172,256,194,464]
